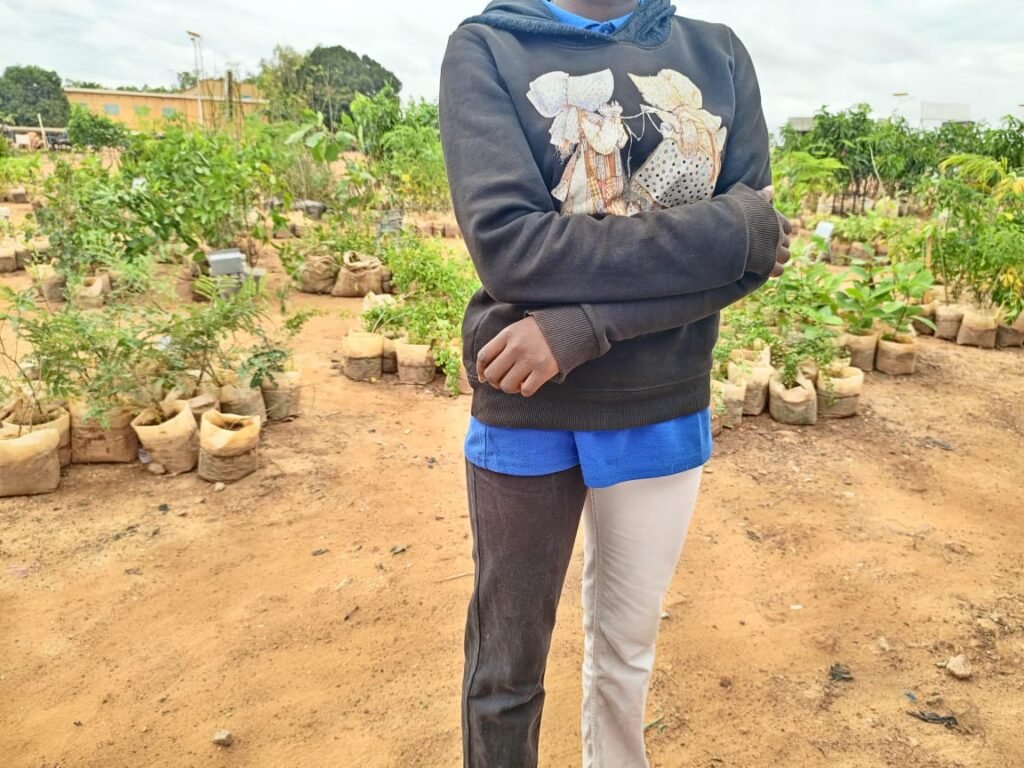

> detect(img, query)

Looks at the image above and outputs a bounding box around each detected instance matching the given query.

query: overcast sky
[3,0,1023,131]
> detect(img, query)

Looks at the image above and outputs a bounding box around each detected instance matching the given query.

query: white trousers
[581,467,703,768]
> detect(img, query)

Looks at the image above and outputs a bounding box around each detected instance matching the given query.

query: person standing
[439,1,790,765]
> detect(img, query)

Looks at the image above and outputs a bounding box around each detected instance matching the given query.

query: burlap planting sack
[361,292,395,312]
[219,384,268,422]
[840,332,878,372]
[131,401,199,475]
[93,272,113,294]
[729,347,772,368]
[996,322,1024,348]
[396,343,435,385]
[344,331,386,357]
[331,251,383,298]
[297,253,338,294]
[342,332,385,382]
[913,303,937,336]
[75,276,106,309]
[458,363,473,396]
[184,371,223,401]
[31,264,66,303]
[4,405,72,466]
[186,392,220,423]
[0,243,16,273]
[30,236,51,262]
[823,357,853,377]
[0,429,61,497]
[817,367,864,419]
[712,379,746,429]
[769,375,817,426]
[382,337,399,375]
[956,309,997,349]
[875,338,917,375]
[934,304,965,340]
[14,242,30,270]
[727,361,772,416]
[69,402,139,464]
[261,371,303,421]
[198,411,261,483]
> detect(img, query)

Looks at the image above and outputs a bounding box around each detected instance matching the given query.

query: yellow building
[64,79,266,131]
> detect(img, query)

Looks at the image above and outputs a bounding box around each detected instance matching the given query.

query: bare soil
[2,222,1023,768]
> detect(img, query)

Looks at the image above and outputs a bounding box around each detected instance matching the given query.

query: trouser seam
[587,486,603,768]
[463,464,484,768]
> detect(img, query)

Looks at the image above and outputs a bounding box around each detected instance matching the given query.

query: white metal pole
[37,113,48,150]
[188,32,204,126]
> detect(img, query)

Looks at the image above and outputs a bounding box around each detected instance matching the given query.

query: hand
[476,316,560,398]
[757,185,792,278]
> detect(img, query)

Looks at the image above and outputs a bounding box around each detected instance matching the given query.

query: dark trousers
[462,461,588,768]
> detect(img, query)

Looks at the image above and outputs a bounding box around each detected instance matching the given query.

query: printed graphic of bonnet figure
[629,70,728,211]
[527,69,629,216]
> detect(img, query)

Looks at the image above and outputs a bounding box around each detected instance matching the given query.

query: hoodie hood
[460,0,677,47]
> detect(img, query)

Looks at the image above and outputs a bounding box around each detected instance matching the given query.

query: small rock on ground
[946,654,972,680]
[148,463,166,476]
[212,729,234,746]
[214,482,226,492]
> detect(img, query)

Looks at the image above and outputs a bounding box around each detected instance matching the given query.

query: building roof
[64,87,267,104]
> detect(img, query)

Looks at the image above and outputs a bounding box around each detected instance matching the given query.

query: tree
[256,45,311,123]
[176,71,198,91]
[300,45,401,127]
[65,79,105,89]
[66,104,128,149]
[345,84,402,161]
[0,65,70,126]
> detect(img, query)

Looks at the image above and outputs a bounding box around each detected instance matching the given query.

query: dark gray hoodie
[440,0,779,430]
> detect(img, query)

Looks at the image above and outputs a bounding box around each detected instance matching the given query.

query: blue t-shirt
[465,0,712,488]
[545,0,637,33]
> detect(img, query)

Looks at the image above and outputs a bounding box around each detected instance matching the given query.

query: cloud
[2,0,1022,130]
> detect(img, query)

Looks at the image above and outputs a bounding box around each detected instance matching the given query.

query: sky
[2,0,1023,132]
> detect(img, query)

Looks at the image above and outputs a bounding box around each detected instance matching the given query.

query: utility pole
[187,30,204,126]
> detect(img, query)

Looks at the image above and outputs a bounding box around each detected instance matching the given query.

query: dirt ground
[2,223,1023,768]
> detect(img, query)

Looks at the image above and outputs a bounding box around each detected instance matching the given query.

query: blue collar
[545,1,640,34]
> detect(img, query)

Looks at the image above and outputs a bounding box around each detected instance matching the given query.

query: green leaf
[324,143,342,163]
[285,126,309,146]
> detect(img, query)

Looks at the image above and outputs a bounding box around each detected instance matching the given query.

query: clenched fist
[477,316,560,398]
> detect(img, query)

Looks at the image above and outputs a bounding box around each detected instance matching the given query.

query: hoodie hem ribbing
[469,374,711,431]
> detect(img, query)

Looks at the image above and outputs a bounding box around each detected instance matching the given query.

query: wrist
[527,306,600,382]
[729,185,781,277]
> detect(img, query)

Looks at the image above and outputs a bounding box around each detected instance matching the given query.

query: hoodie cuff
[528,305,601,383]
[730,184,781,277]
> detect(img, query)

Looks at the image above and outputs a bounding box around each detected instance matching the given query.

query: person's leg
[463,462,588,768]
[581,467,704,768]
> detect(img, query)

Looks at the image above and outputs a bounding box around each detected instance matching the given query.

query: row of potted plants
[0,280,309,498]
[708,246,940,429]
[341,231,479,394]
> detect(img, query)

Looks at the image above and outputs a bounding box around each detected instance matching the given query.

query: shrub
[122,122,287,254]
[361,233,479,393]
[67,104,129,149]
